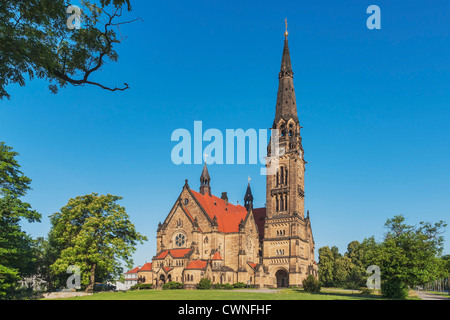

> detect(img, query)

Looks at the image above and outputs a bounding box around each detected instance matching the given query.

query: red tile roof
[138,263,152,271]
[190,190,248,233]
[155,248,192,260]
[247,262,258,270]
[163,267,173,273]
[212,251,223,260]
[252,207,266,242]
[185,260,208,270]
[125,267,140,274]
[182,205,202,232]
[182,206,194,222]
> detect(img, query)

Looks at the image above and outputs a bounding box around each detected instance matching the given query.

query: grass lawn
[56,288,393,300]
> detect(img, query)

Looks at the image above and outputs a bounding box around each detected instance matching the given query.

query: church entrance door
[275,270,289,288]
[159,274,166,286]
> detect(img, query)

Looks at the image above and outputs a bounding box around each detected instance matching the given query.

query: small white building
[122,266,140,290]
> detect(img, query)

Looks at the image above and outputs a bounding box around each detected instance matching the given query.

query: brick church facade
[134,30,317,288]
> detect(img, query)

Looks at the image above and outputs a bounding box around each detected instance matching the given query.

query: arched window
[280,124,286,137]
[276,171,279,186]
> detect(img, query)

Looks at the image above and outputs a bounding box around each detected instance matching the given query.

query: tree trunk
[85,264,96,293]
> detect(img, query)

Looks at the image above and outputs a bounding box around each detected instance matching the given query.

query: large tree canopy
[317,216,447,298]
[0,142,40,297]
[363,216,447,290]
[0,0,137,100]
[49,193,147,292]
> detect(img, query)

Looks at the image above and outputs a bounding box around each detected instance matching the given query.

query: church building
[135,27,317,288]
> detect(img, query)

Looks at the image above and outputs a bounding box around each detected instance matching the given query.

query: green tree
[333,256,353,287]
[318,246,335,287]
[363,215,447,298]
[441,255,450,275]
[0,0,139,100]
[0,142,41,297]
[344,240,366,287]
[49,193,147,292]
[31,237,66,291]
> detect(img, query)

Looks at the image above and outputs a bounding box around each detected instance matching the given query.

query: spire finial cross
[284,18,288,39]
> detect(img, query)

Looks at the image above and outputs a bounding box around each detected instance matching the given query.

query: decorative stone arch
[276,119,287,138]
[272,267,289,288]
[158,274,166,286]
[286,119,296,136]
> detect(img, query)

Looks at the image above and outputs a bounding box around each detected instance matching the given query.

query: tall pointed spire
[274,20,298,127]
[199,162,211,196]
[244,177,254,211]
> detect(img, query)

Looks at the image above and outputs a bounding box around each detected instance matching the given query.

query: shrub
[197,278,212,290]
[130,283,153,290]
[381,280,408,299]
[232,282,246,289]
[162,281,183,290]
[129,284,139,290]
[302,275,321,293]
[214,283,233,290]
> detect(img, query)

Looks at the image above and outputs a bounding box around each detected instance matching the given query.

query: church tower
[199,162,211,196]
[262,22,315,287]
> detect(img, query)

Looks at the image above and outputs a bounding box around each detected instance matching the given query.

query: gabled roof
[181,205,202,232]
[181,205,194,222]
[211,251,223,260]
[190,189,248,233]
[138,263,152,272]
[155,248,192,260]
[125,267,140,274]
[247,262,258,270]
[163,267,173,273]
[185,260,208,270]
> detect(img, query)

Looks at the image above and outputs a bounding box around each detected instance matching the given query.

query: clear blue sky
[1,0,449,269]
